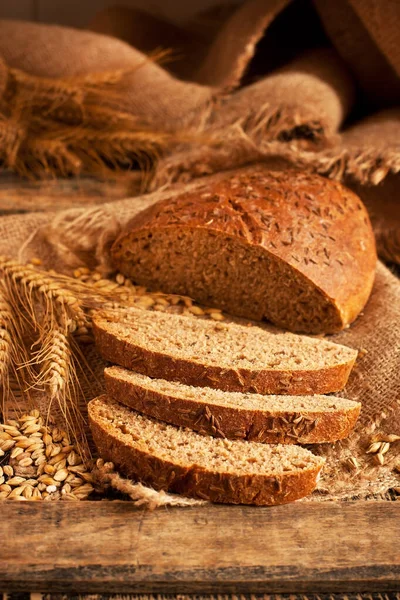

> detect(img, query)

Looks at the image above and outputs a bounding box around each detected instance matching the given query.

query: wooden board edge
[0,501,399,594]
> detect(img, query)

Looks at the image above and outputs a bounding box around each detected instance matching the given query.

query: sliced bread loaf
[104,366,361,444]
[89,395,325,505]
[93,307,357,394]
[111,167,376,334]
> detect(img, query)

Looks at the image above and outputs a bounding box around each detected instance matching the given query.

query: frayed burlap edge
[93,459,206,509]
[152,126,400,191]
[150,105,339,192]
[277,144,400,185]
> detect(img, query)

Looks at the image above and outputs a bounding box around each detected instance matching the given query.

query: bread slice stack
[89,307,360,505]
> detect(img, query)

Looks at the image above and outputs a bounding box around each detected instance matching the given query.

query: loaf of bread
[105,366,361,444]
[111,167,376,334]
[93,308,357,395]
[88,395,325,505]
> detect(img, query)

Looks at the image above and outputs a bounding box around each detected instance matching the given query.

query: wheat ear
[0,259,91,448]
[0,258,90,352]
[0,282,13,397]
[36,323,70,401]
[0,279,36,418]
[32,316,89,455]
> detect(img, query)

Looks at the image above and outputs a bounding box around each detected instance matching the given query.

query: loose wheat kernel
[210,312,225,321]
[374,453,385,465]
[366,442,382,454]
[189,306,204,316]
[380,442,391,455]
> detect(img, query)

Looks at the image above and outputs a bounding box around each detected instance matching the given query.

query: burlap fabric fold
[0,2,398,182]
[0,1,400,502]
[314,0,400,106]
[194,0,292,89]
[89,4,232,81]
[89,5,207,81]
[0,19,213,127]
[0,10,353,181]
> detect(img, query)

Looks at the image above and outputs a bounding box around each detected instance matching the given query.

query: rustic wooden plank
[0,501,399,594]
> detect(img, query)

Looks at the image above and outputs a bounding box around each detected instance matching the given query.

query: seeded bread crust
[104,366,361,444]
[93,315,357,395]
[89,395,325,505]
[111,167,376,334]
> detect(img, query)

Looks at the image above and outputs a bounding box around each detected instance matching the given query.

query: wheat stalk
[0,257,132,313]
[36,324,70,400]
[0,258,113,350]
[4,52,185,181]
[31,317,89,456]
[0,283,13,404]
[0,279,37,419]
[0,257,83,329]
[0,259,90,447]
[0,260,113,451]
[0,284,12,378]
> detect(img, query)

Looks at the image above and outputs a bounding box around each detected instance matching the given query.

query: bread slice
[89,395,325,505]
[104,366,361,444]
[111,166,376,334]
[93,307,357,394]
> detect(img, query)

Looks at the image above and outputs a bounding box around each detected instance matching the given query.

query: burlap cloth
[0,0,400,502]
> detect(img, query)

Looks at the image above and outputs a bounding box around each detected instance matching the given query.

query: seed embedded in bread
[93,307,357,395]
[111,167,376,334]
[88,395,325,505]
[105,366,361,443]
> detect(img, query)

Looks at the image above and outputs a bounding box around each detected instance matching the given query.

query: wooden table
[1,501,399,594]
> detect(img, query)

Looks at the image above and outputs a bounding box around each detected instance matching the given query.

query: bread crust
[89,396,325,505]
[112,167,377,333]
[104,367,361,444]
[93,318,357,395]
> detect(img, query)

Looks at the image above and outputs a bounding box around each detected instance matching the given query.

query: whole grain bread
[88,394,325,505]
[93,307,357,395]
[111,167,376,334]
[104,366,361,444]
